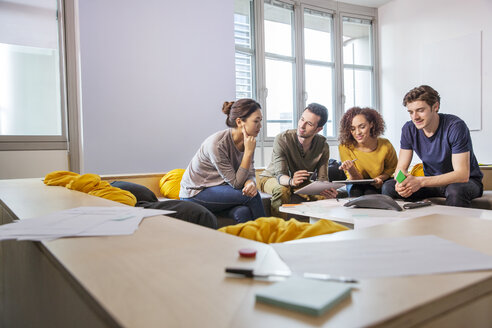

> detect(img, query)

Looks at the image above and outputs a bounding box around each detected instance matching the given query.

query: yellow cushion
[88,184,137,206]
[219,217,348,243]
[44,170,80,186]
[159,169,185,199]
[67,173,103,193]
[410,163,425,177]
[44,171,137,206]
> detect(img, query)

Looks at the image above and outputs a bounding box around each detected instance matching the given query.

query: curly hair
[338,107,386,147]
[403,85,440,108]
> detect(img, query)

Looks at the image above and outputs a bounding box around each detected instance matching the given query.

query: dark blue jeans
[181,184,266,223]
[346,184,380,197]
[382,178,483,208]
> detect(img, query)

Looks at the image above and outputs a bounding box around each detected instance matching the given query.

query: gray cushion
[110,181,158,203]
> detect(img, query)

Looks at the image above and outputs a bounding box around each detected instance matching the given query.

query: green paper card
[396,170,406,183]
[255,276,352,316]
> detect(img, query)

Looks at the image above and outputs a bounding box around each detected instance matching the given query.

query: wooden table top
[280,198,492,227]
[2,178,492,327]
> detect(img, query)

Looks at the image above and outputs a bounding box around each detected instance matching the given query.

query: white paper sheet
[272,235,492,279]
[0,206,175,241]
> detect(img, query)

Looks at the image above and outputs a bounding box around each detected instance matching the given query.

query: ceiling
[338,0,394,8]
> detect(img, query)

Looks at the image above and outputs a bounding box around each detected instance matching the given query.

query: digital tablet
[331,179,376,185]
[294,181,345,195]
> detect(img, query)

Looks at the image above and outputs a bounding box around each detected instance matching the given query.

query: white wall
[0,151,68,179]
[77,0,235,174]
[379,0,492,163]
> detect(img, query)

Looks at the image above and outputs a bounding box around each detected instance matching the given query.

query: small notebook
[255,276,352,316]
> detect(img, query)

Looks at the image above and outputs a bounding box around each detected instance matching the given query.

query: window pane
[234,0,255,100]
[264,1,294,57]
[0,1,62,136]
[265,58,294,137]
[305,64,334,137]
[235,52,254,99]
[342,17,372,66]
[344,68,372,111]
[304,9,333,63]
[234,0,253,49]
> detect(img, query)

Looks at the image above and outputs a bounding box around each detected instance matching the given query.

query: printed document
[273,235,492,279]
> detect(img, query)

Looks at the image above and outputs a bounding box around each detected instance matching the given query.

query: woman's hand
[339,160,362,180]
[339,160,355,172]
[372,177,384,189]
[242,180,258,197]
[242,127,256,154]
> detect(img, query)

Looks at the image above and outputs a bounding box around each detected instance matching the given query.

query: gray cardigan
[179,129,256,198]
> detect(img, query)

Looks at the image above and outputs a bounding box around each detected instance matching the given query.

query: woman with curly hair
[338,107,397,197]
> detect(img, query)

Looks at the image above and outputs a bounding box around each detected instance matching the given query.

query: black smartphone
[403,200,432,209]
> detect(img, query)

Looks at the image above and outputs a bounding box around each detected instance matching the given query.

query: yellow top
[338,137,397,179]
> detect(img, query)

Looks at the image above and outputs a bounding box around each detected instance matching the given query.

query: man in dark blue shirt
[382,85,483,207]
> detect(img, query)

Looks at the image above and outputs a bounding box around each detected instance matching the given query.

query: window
[233,0,378,144]
[0,0,67,150]
[0,44,62,136]
[264,1,295,137]
[303,8,335,137]
[342,16,374,111]
[234,0,256,100]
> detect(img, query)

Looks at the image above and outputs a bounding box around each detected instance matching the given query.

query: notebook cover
[255,276,351,316]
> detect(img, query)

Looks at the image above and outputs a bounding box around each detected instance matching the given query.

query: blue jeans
[181,184,266,223]
[382,178,483,208]
[346,184,380,197]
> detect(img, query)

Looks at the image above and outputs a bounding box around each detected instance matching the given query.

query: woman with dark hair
[179,99,266,223]
[338,107,397,197]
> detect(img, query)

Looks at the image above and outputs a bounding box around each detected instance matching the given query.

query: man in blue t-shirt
[382,85,483,207]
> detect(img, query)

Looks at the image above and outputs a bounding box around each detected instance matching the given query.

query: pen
[225,267,291,281]
[351,158,358,162]
[225,268,357,283]
[303,272,358,284]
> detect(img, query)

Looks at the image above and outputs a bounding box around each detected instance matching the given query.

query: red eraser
[239,248,257,258]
